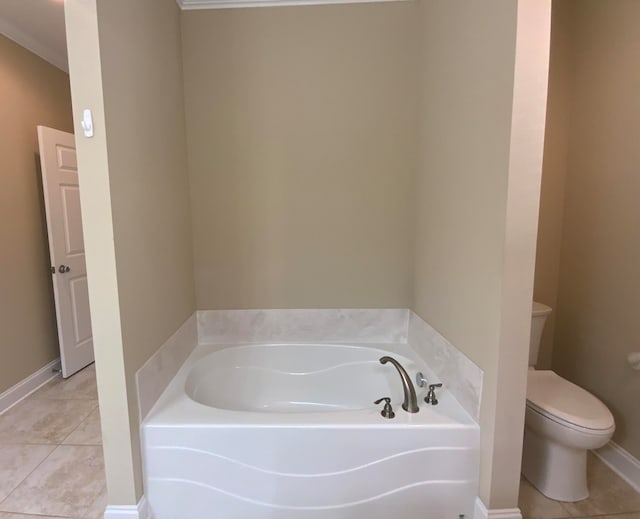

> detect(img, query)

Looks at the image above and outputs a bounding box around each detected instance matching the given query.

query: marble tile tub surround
[197,308,410,345]
[136,313,197,421]
[408,311,483,420]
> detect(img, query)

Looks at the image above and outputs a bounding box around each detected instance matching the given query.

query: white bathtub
[142,343,480,519]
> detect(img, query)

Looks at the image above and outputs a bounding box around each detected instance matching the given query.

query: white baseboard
[594,441,640,494]
[0,358,60,415]
[104,496,150,519]
[474,497,522,519]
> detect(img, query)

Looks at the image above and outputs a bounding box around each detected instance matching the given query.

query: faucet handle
[416,371,428,388]
[374,397,395,419]
[425,383,443,405]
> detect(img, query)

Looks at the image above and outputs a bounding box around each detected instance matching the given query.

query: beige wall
[533,0,573,369]
[0,35,73,395]
[97,0,195,376]
[65,0,195,505]
[414,0,550,508]
[549,0,640,459]
[181,2,418,310]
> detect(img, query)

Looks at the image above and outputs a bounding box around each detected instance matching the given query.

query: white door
[37,126,94,378]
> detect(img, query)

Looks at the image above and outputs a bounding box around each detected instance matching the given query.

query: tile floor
[0,364,106,519]
[519,453,640,519]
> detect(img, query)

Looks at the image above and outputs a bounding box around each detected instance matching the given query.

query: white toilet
[522,302,615,502]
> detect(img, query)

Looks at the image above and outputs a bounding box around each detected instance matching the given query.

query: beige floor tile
[0,514,68,518]
[63,407,102,446]
[0,445,105,518]
[561,454,640,517]
[0,444,56,502]
[0,398,97,444]
[83,485,107,519]
[519,477,572,519]
[33,364,98,400]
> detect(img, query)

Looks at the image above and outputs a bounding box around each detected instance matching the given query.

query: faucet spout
[379,356,419,413]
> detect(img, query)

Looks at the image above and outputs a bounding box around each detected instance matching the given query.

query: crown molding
[0,16,68,72]
[177,0,403,9]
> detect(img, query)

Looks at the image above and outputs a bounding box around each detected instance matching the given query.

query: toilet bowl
[522,303,615,502]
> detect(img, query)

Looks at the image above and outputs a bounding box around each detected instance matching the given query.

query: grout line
[0,513,72,517]
[0,444,58,509]
[27,396,99,400]
[58,401,100,445]
[0,399,98,447]
[0,369,103,517]
[0,443,105,517]
[569,514,640,518]
[58,443,103,447]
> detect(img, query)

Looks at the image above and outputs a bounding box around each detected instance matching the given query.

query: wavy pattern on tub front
[144,445,476,507]
[149,444,471,477]
[152,478,473,509]
[147,478,476,519]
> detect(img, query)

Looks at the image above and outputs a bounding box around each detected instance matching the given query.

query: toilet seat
[526,370,614,432]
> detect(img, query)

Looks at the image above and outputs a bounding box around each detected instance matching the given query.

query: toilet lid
[526,370,614,430]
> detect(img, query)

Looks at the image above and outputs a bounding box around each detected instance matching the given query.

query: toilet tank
[530,302,553,367]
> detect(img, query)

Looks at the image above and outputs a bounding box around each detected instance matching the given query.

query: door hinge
[50,266,55,274]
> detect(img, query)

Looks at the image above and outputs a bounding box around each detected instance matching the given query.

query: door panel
[57,145,77,170]
[61,185,84,254]
[70,276,92,344]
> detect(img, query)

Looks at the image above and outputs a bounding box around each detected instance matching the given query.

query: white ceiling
[0,0,67,72]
